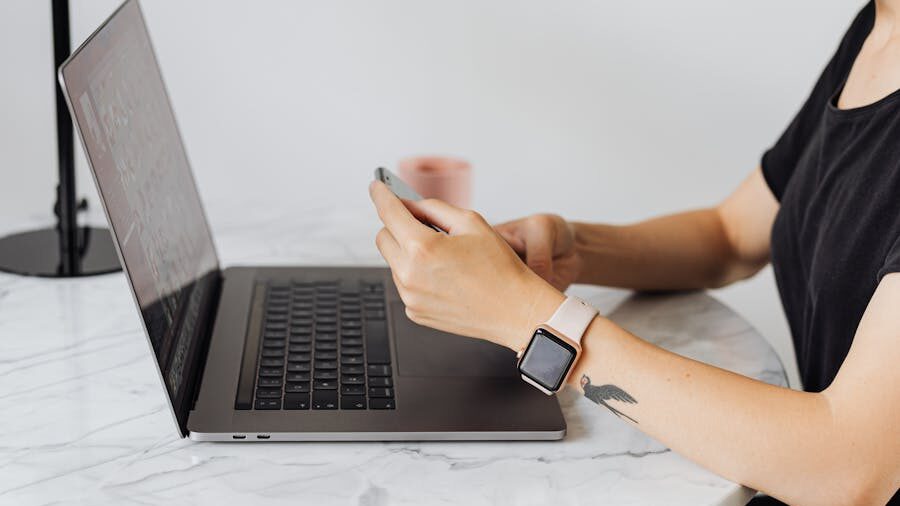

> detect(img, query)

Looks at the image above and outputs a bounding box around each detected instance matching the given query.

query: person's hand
[494,214,582,291]
[369,182,564,350]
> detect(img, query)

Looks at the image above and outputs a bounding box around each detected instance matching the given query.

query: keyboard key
[316,333,337,342]
[316,324,337,332]
[285,372,310,382]
[266,322,287,331]
[287,353,311,363]
[255,388,283,399]
[341,396,367,410]
[341,337,363,346]
[312,390,338,409]
[292,318,314,327]
[284,382,310,393]
[362,282,383,293]
[368,377,393,387]
[289,344,312,353]
[315,350,337,360]
[342,329,362,337]
[315,342,337,351]
[342,320,362,329]
[315,360,338,369]
[341,365,364,375]
[365,321,391,364]
[284,393,310,409]
[367,364,392,377]
[255,398,281,410]
[369,387,395,398]
[341,355,363,365]
[341,375,365,385]
[341,347,363,356]
[262,339,285,348]
[314,370,338,380]
[262,348,285,358]
[370,398,395,409]
[264,330,287,339]
[314,380,338,390]
[267,314,288,322]
[287,363,311,373]
[261,358,284,367]
[257,377,283,388]
[290,326,313,335]
[289,335,312,344]
[365,310,386,320]
[259,367,284,377]
[317,316,337,324]
[341,384,365,395]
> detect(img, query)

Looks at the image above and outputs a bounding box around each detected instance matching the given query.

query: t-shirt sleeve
[877,234,900,282]
[760,2,874,201]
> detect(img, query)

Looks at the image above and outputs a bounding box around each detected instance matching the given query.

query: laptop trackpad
[391,302,517,378]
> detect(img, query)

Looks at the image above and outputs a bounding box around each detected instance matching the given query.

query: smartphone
[374,167,446,233]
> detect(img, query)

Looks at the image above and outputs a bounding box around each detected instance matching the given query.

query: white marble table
[0,209,787,506]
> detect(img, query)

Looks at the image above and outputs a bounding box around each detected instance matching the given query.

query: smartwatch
[516,296,598,395]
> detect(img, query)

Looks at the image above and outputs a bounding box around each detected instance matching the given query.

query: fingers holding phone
[494,214,582,291]
[368,173,563,349]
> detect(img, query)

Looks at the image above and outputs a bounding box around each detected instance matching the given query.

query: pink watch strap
[545,296,598,344]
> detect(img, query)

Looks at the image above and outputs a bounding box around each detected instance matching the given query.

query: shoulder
[832,2,875,70]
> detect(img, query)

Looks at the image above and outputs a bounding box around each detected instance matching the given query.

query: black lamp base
[0,227,121,277]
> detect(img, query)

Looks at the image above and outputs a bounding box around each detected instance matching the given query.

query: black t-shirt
[762,1,900,393]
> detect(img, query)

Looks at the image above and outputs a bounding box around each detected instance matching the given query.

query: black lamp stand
[0,0,120,277]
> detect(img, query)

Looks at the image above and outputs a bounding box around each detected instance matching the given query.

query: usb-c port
[232,435,246,440]
[256,434,270,439]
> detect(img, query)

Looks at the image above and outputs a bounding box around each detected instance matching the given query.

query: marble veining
[0,207,785,506]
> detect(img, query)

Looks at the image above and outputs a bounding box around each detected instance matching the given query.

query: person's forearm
[567,315,884,505]
[572,209,758,291]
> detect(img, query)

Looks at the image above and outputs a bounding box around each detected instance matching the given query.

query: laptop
[58,0,565,441]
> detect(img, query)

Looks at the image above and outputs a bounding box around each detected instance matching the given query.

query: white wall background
[0,0,866,388]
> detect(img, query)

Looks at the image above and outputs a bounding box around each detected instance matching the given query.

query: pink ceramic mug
[397,156,471,209]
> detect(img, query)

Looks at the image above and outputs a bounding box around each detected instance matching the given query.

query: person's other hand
[369,182,563,351]
[494,214,582,291]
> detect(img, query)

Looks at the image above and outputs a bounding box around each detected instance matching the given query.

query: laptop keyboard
[237,280,395,411]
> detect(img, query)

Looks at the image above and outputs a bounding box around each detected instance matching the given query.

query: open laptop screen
[59,0,219,434]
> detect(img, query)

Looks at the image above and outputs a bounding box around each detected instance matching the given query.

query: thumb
[523,223,554,281]
[403,198,473,234]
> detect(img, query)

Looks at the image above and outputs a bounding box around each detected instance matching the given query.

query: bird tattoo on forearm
[580,375,638,424]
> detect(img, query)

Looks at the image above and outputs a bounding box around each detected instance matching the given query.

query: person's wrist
[494,272,566,351]
[565,314,619,388]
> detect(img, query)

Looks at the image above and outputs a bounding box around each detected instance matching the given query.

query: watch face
[518,328,577,391]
